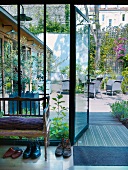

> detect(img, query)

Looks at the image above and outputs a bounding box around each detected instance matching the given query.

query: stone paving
[50,83,128,114]
[89,91,128,112]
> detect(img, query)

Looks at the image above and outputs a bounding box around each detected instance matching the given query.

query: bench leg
[44,136,47,161]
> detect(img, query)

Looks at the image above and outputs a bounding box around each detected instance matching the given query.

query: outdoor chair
[89,78,103,98]
[59,73,69,93]
[106,79,122,95]
[61,79,70,92]
[116,75,124,81]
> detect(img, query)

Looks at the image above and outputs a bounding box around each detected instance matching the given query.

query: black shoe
[31,142,41,159]
[23,142,34,159]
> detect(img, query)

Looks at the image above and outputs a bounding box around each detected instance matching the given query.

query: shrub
[110,100,128,121]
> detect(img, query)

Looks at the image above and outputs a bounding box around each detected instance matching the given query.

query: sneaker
[63,139,72,158]
[55,138,65,156]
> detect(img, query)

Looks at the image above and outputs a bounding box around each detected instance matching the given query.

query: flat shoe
[12,149,23,159]
[3,147,19,158]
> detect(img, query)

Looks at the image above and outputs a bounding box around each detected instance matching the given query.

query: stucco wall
[38,33,89,81]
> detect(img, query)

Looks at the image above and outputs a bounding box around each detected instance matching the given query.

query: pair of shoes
[3,147,23,159]
[23,141,41,159]
[55,138,72,158]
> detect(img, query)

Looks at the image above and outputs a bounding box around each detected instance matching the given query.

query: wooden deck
[77,112,128,146]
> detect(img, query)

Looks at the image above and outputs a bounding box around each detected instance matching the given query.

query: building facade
[88,5,128,30]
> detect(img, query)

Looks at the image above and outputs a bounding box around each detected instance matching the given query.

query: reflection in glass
[75,10,89,137]
[0,5,45,97]
[46,5,70,140]
[0,4,70,141]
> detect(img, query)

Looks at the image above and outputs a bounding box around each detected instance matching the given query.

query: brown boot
[55,138,65,156]
[63,139,72,158]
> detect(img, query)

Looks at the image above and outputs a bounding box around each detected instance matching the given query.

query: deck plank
[78,112,128,147]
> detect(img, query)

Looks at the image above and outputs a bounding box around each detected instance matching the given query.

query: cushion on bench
[0,117,43,130]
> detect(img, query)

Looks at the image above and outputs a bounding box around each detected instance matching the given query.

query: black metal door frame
[69,5,90,145]
[0,3,90,146]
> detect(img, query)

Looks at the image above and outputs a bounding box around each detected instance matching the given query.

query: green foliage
[50,94,69,139]
[29,18,44,35]
[46,20,67,33]
[99,32,116,72]
[110,100,128,121]
[38,85,44,92]
[0,111,3,118]
[75,83,84,93]
[6,82,12,92]
[65,4,70,31]
[89,35,96,76]
[46,5,70,33]
[60,66,69,78]
[0,40,40,93]
[121,67,128,93]
[123,54,128,69]
[29,5,70,34]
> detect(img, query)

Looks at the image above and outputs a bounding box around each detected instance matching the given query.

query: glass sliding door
[70,6,90,144]
[46,4,70,141]
[75,6,89,137]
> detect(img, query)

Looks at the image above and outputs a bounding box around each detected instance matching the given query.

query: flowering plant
[113,37,127,63]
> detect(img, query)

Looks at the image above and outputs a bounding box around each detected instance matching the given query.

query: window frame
[122,14,125,21]
[109,19,112,26]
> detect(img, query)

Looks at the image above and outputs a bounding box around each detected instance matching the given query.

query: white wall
[38,33,89,81]
[99,10,128,30]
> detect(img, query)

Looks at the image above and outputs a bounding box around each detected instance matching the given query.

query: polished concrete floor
[0,145,73,170]
[0,145,128,170]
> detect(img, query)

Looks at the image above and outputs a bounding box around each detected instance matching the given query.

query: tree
[83,5,101,69]
[94,5,101,68]
[100,32,116,73]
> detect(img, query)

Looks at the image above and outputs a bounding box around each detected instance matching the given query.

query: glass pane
[46,4,70,140]
[0,5,45,96]
[75,9,89,137]
[21,5,44,97]
[0,5,18,96]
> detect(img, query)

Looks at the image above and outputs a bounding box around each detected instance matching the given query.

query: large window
[122,14,125,21]
[109,19,112,26]
[102,14,104,21]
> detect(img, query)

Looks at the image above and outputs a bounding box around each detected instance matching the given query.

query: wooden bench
[0,96,50,161]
